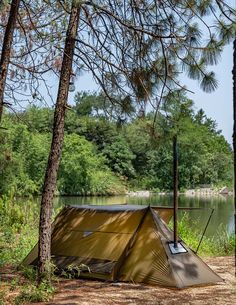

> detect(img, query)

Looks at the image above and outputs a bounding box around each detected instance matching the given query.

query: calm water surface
[52,194,234,238]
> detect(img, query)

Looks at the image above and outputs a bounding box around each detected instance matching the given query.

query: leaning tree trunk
[38,2,80,283]
[0,0,20,123]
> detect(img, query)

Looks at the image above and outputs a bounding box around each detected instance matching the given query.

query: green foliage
[170,214,235,256]
[75,116,118,150]
[0,119,50,196]
[21,266,38,282]
[0,196,38,266]
[0,292,6,305]
[124,119,152,173]
[141,147,173,191]
[102,135,136,178]
[74,91,136,124]
[14,281,55,304]
[17,106,53,133]
[60,263,90,279]
[74,91,105,117]
[58,134,125,195]
[89,170,125,195]
[0,93,233,196]
[0,112,124,196]
[130,92,233,191]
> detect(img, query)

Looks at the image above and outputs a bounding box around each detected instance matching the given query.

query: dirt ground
[1,256,235,305]
[40,256,236,305]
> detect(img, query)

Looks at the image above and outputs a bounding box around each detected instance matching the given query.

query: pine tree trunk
[0,0,20,123]
[38,2,80,283]
[232,37,236,275]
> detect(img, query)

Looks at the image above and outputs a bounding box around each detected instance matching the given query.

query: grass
[0,195,62,267]
[0,278,55,305]
[0,195,55,303]
[0,195,39,267]
[170,213,235,256]
[14,281,55,305]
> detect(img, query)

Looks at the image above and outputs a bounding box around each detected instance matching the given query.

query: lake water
[52,194,234,238]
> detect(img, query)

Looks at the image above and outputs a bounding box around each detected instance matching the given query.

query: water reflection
[56,194,234,237]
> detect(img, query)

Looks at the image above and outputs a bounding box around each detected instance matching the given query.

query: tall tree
[38,0,80,282]
[0,1,68,116]
[0,0,20,122]
[233,35,236,274]
[37,0,235,281]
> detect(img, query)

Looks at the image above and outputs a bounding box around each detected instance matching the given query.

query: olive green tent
[23,205,222,288]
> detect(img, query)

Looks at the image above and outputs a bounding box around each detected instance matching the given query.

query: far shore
[13,186,233,199]
[126,186,233,198]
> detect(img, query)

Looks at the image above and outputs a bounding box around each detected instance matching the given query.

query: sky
[183,43,234,145]
[69,43,234,145]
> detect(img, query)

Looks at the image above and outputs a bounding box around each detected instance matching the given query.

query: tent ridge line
[150,208,173,240]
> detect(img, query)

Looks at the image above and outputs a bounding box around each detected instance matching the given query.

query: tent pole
[195,209,214,254]
[173,135,178,248]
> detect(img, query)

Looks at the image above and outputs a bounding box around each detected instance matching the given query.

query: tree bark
[232,36,236,276]
[0,0,20,123]
[173,134,178,247]
[38,1,80,283]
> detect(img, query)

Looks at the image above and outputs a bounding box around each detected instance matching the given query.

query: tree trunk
[232,36,236,276]
[38,2,80,283]
[173,134,178,247]
[0,0,20,123]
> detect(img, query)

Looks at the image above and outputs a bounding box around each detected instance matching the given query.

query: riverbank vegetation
[0,92,233,197]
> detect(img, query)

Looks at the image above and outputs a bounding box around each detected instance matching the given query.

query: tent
[23,205,222,288]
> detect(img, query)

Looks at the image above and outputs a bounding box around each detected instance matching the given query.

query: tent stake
[173,135,178,248]
[195,209,214,254]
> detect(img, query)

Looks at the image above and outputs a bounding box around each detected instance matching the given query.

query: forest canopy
[0,91,232,196]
